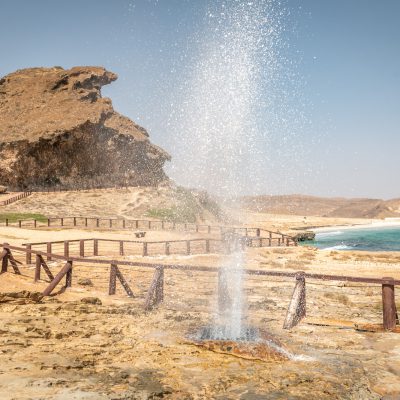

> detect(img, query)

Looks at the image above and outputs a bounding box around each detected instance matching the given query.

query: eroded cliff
[0,66,170,189]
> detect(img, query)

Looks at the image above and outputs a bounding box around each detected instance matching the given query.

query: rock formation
[0,66,170,190]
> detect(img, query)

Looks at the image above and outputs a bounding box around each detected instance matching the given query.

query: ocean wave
[322,244,353,251]
[316,231,343,238]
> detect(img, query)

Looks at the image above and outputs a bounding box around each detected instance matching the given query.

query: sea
[305,225,400,252]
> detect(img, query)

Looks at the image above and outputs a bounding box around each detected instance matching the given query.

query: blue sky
[1,0,399,199]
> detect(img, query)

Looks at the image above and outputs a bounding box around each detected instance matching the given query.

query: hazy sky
[1,0,399,199]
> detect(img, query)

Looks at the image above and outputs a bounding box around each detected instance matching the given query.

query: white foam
[315,231,343,238]
[322,244,353,251]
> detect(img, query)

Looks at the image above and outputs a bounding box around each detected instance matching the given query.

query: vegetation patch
[0,213,47,223]
[147,207,197,223]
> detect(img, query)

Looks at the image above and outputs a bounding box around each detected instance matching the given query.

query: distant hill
[240,194,400,219]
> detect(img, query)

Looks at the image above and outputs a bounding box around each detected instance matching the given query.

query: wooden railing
[23,235,295,262]
[0,192,32,206]
[23,237,224,261]
[0,242,398,330]
[1,215,298,246]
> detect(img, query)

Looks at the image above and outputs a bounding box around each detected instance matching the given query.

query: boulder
[80,297,102,305]
[0,66,170,190]
[77,278,94,287]
[0,185,7,194]
[294,231,316,241]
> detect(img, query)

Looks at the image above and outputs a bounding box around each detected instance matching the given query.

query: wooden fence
[0,192,32,206]
[23,237,224,261]
[23,232,297,261]
[1,215,298,246]
[0,242,398,331]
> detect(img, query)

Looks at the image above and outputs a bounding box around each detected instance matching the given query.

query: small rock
[0,185,7,194]
[80,297,102,305]
[77,278,94,287]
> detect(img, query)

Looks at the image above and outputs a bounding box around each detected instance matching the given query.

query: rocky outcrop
[0,66,170,190]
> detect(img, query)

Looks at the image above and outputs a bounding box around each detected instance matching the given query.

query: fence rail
[0,242,398,331]
[1,215,298,246]
[22,232,296,261]
[0,192,32,206]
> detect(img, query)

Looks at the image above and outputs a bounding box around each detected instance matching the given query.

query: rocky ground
[0,215,400,399]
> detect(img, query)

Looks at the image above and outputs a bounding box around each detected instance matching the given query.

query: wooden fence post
[60,218,64,227]
[93,239,98,256]
[119,241,124,256]
[1,245,9,273]
[35,255,41,282]
[165,242,170,256]
[205,239,210,253]
[80,240,85,257]
[143,242,148,257]
[144,266,164,310]
[109,264,117,295]
[26,244,32,264]
[109,263,134,297]
[64,241,69,258]
[256,228,260,237]
[42,261,72,296]
[35,256,54,282]
[47,218,50,227]
[186,241,191,255]
[73,217,77,227]
[85,217,88,227]
[382,277,397,331]
[47,242,52,261]
[283,271,306,329]
[122,219,126,229]
[65,261,73,287]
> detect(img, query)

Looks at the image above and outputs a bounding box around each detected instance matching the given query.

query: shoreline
[311,219,400,233]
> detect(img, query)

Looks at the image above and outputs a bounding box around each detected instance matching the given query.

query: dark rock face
[0,66,170,190]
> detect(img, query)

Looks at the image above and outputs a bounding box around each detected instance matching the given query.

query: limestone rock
[80,297,102,305]
[0,290,43,303]
[0,66,170,190]
[293,231,315,241]
[77,278,94,287]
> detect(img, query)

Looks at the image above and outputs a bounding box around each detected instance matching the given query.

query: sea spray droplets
[168,0,288,198]
[169,1,288,341]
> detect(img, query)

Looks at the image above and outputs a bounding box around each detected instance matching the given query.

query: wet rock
[293,231,315,241]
